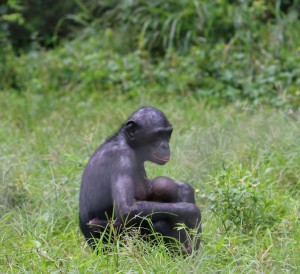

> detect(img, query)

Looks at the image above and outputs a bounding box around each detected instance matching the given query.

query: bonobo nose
[160,143,169,150]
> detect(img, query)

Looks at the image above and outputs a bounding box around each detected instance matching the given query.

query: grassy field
[0,92,299,273]
[1,1,300,272]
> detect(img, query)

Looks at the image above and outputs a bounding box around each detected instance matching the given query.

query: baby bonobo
[148,176,178,202]
[80,106,201,254]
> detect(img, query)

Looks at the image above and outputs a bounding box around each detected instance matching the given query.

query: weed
[206,166,285,234]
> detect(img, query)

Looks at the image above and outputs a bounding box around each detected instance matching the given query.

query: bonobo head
[122,106,173,165]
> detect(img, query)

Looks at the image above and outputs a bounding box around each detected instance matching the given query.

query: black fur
[79,106,201,252]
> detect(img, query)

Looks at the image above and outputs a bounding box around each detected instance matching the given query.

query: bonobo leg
[175,181,202,250]
[176,181,196,203]
[88,218,122,233]
[150,219,195,255]
[83,218,124,251]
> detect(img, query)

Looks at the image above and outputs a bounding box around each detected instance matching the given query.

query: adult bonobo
[79,106,201,253]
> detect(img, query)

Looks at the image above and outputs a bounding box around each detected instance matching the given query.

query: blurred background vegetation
[1,0,300,109]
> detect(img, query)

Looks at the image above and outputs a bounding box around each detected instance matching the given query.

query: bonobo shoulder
[89,137,133,166]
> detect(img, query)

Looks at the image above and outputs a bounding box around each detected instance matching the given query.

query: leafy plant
[206,166,285,234]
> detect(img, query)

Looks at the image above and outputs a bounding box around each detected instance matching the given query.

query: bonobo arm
[112,168,199,227]
[131,200,199,228]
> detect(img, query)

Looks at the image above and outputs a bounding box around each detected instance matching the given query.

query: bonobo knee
[177,182,196,203]
[181,203,201,229]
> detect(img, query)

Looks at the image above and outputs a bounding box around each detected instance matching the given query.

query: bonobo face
[148,128,172,165]
[124,106,173,165]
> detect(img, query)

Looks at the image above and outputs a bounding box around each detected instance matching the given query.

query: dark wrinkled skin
[79,106,201,253]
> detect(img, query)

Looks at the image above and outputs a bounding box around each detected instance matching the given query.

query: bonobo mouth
[153,154,170,162]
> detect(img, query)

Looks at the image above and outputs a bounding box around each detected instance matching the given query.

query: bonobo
[148,176,178,202]
[147,176,195,203]
[79,106,201,252]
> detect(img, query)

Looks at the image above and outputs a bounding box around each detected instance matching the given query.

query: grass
[1,1,300,272]
[0,92,299,272]
[0,0,300,273]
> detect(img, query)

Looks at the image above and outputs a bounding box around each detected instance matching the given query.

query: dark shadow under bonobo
[79,106,201,254]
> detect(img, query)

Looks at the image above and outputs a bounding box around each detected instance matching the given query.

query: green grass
[1,2,300,270]
[0,92,299,272]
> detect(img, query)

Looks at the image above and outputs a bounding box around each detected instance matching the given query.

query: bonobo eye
[152,130,172,142]
[164,131,172,139]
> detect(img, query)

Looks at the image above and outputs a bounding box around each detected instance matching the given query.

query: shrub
[0,0,80,50]
[205,166,285,234]
[87,0,300,54]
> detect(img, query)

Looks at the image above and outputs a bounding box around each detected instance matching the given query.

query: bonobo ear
[124,120,138,141]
